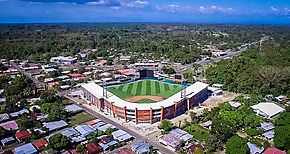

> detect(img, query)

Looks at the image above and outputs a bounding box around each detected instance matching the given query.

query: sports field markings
[159,82,166,93]
[136,81,143,95]
[131,82,138,95]
[155,81,160,94]
[122,84,129,92]
[150,80,156,95]
[141,80,147,95]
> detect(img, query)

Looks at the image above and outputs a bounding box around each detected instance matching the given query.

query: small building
[131,140,150,154]
[74,124,95,137]
[111,129,133,142]
[43,120,68,131]
[85,119,102,126]
[275,95,288,102]
[47,82,59,88]
[32,139,48,150]
[64,104,83,113]
[263,130,274,140]
[263,147,286,154]
[251,102,285,119]
[44,78,54,83]
[0,97,6,104]
[15,130,31,141]
[118,148,135,154]
[86,143,103,154]
[0,120,19,130]
[60,85,70,90]
[68,73,83,78]
[184,143,204,154]
[1,137,15,146]
[247,142,264,154]
[97,124,116,132]
[61,128,80,138]
[201,120,212,128]
[9,109,29,118]
[228,101,242,108]
[0,113,10,122]
[159,134,181,151]
[260,122,274,132]
[14,143,38,154]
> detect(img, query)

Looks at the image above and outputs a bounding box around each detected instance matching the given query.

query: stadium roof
[81,81,208,110]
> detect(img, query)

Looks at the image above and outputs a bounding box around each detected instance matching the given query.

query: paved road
[65,96,175,154]
[9,61,45,88]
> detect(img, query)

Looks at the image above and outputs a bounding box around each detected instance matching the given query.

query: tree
[162,66,176,75]
[274,126,290,150]
[225,135,249,154]
[41,103,67,121]
[49,134,71,151]
[158,119,174,133]
[40,89,58,104]
[105,128,113,135]
[76,144,85,153]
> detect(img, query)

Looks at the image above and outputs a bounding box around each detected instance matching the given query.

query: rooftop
[14,143,37,154]
[251,102,285,118]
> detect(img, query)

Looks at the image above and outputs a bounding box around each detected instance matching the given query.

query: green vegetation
[68,112,95,126]
[107,80,183,101]
[183,124,210,142]
[48,134,71,151]
[245,128,263,137]
[274,112,290,151]
[158,119,174,133]
[206,41,290,96]
[226,135,249,154]
[162,66,176,75]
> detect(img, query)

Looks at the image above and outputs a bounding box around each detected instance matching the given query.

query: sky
[0,0,289,24]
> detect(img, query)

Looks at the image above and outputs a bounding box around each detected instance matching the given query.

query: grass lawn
[68,112,95,126]
[134,99,155,104]
[107,80,183,100]
[183,124,210,142]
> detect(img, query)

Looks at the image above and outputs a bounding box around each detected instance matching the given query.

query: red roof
[118,148,136,154]
[0,120,18,130]
[68,74,83,78]
[263,148,286,154]
[86,143,103,154]
[32,139,48,149]
[15,131,31,140]
[118,69,137,76]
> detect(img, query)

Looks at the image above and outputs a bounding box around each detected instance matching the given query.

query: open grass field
[68,112,95,126]
[183,124,210,142]
[107,80,183,103]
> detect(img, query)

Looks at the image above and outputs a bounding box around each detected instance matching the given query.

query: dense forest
[0,23,276,63]
[206,38,290,96]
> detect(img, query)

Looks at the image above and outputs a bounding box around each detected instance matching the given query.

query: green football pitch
[107,80,183,100]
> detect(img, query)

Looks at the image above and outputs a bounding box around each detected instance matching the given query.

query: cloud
[121,0,149,8]
[199,5,233,14]
[86,0,121,6]
[270,6,278,12]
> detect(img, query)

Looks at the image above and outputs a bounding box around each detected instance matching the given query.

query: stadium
[81,78,209,124]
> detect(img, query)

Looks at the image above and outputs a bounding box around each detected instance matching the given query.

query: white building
[251,102,285,119]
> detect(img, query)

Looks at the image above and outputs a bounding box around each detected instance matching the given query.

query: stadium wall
[81,84,208,124]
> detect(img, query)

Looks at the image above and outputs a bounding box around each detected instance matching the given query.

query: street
[65,96,176,154]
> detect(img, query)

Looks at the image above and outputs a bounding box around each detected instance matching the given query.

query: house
[159,134,181,151]
[97,124,116,132]
[1,137,15,146]
[60,85,70,90]
[228,101,242,108]
[131,140,150,154]
[86,143,103,154]
[260,122,274,132]
[99,60,107,66]
[275,95,288,102]
[0,120,19,130]
[263,130,274,140]
[14,143,38,154]
[44,78,54,83]
[15,130,31,141]
[0,97,6,104]
[247,142,264,154]
[118,148,135,154]
[64,104,83,113]
[111,129,133,142]
[47,82,59,88]
[171,128,193,144]
[0,113,10,122]
[263,147,286,154]
[251,102,285,119]
[75,124,94,137]
[68,73,83,78]
[91,121,106,130]
[85,119,102,126]
[201,120,212,128]
[61,128,80,138]
[43,120,68,131]
[9,109,29,118]
[32,139,48,150]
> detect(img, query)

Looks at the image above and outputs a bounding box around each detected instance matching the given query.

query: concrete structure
[251,102,285,119]
[81,81,208,124]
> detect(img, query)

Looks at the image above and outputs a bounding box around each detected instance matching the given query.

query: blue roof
[75,124,94,137]
[64,104,82,113]
[43,120,68,131]
[136,144,150,154]
[14,143,37,154]
[91,121,106,130]
[247,142,264,154]
[99,141,118,150]
[260,122,274,131]
[61,128,80,137]
[1,137,15,145]
[131,140,147,151]
[263,130,274,139]
[97,124,116,132]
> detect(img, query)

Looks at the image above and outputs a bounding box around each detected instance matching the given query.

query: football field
[107,80,183,103]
